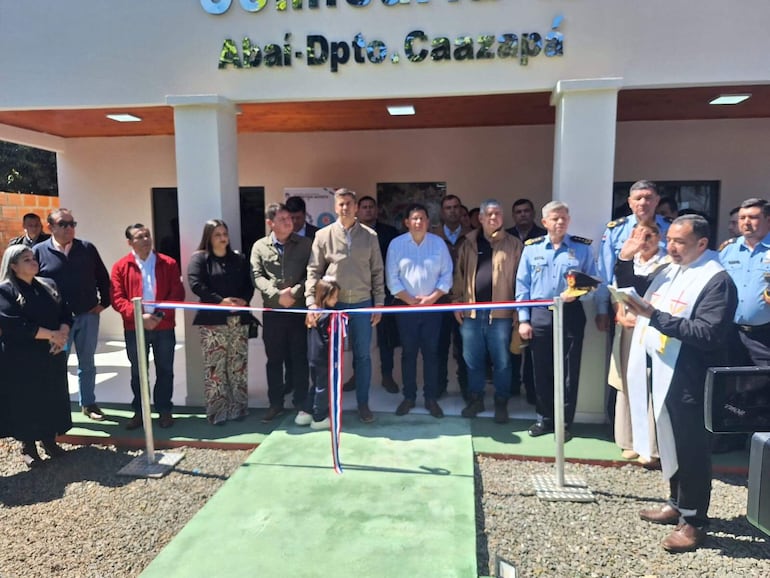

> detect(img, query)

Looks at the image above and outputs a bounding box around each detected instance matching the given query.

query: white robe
[626,250,724,480]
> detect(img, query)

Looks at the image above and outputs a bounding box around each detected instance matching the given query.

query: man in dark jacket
[34,208,111,421]
[111,224,185,430]
[8,212,50,247]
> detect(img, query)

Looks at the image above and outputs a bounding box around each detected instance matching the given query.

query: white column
[550,77,623,424]
[167,94,240,406]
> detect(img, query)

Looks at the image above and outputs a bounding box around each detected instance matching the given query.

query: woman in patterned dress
[187,220,254,425]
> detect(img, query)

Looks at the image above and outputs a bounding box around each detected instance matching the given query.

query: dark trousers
[310,364,329,421]
[732,326,770,366]
[510,347,535,399]
[125,328,175,413]
[263,311,309,408]
[668,399,713,526]
[437,310,468,397]
[530,302,586,427]
[396,310,442,401]
[376,295,399,378]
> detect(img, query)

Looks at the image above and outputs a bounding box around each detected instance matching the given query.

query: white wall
[1,1,769,109]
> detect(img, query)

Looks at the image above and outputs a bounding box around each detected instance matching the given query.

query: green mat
[141,414,477,578]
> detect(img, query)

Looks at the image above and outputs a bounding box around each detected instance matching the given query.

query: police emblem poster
[284,188,337,229]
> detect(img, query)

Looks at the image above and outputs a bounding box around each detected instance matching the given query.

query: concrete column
[550,77,623,423]
[167,94,240,407]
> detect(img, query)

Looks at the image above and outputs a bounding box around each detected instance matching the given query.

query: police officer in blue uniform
[719,198,770,365]
[516,200,608,439]
[598,180,671,310]
[716,197,770,454]
[598,180,671,432]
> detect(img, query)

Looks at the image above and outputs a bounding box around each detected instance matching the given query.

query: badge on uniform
[563,269,602,298]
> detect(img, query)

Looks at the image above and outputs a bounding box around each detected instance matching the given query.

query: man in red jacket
[111,224,185,430]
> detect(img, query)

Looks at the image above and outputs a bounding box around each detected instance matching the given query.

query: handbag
[247,315,262,339]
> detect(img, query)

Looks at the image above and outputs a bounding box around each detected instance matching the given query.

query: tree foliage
[0,141,58,196]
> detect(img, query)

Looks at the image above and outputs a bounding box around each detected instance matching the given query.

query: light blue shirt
[719,234,770,325]
[386,232,453,298]
[443,224,463,246]
[597,214,670,309]
[133,250,157,313]
[516,234,602,322]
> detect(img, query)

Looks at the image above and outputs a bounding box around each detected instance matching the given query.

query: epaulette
[570,235,593,245]
[525,236,545,246]
[606,216,627,229]
[719,237,737,252]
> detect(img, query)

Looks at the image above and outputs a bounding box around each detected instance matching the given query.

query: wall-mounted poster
[284,187,337,228]
[376,182,447,233]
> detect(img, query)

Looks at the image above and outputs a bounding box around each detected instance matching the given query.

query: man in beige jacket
[305,188,385,423]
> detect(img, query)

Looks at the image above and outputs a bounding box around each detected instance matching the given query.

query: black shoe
[461,397,485,418]
[42,438,66,458]
[563,429,573,443]
[528,421,554,437]
[21,442,42,468]
[395,399,415,416]
[493,399,509,424]
[382,375,400,394]
[343,375,356,392]
[358,403,375,423]
[425,399,444,419]
[82,404,105,421]
[125,413,143,430]
[158,412,174,429]
[261,406,285,423]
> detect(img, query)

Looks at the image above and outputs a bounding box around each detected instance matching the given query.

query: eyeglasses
[56,221,77,228]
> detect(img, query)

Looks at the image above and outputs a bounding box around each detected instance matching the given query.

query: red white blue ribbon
[145,298,554,473]
[327,312,347,474]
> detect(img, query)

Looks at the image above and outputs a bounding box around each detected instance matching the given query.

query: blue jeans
[396,310,441,401]
[125,328,176,413]
[459,312,512,400]
[67,312,100,407]
[337,300,373,405]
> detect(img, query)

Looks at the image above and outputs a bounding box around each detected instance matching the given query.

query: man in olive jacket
[251,203,312,421]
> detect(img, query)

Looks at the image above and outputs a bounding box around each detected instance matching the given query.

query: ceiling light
[709,94,751,105]
[387,105,415,116]
[106,113,142,122]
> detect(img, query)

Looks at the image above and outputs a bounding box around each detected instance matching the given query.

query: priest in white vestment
[617,215,737,553]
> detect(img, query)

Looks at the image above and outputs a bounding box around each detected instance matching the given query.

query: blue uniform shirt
[719,234,770,325]
[516,233,603,322]
[597,214,671,310]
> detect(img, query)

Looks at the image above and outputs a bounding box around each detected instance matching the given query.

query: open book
[608,285,647,309]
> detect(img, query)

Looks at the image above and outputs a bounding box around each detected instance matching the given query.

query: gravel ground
[0,439,249,578]
[476,456,770,578]
[2,438,768,578]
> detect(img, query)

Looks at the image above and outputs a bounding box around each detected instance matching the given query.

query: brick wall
[0,191,60,257]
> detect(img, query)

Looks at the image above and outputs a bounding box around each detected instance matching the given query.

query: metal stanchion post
[531,296,594,502]
[117,297,184,478]
[133,297,156,463]
[552,296,566,486]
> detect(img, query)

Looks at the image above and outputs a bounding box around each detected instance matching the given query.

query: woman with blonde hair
[0,245,73,467]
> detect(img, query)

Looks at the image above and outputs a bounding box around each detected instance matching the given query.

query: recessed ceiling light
[387,105,415,116]
[106,113,142,122]
[709,94,751,105]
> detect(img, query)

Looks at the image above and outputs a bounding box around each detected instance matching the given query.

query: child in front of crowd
[295,276,340,430]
